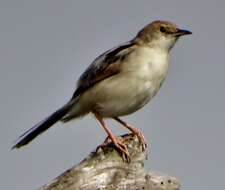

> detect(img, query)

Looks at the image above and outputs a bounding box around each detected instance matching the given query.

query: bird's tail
[12,101,74,149]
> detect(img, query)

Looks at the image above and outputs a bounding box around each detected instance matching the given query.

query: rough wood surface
[39,134,181,190]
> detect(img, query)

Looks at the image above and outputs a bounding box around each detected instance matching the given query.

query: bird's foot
[113,137,131,162]
[96,135,111,152]
[129,127,147,151]
[97,135,131,162]
[113,118,147,151]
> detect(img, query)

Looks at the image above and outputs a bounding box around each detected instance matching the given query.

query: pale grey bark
[39,134,181,190]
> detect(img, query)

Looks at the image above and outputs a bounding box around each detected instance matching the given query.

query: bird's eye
[160,26,166,33]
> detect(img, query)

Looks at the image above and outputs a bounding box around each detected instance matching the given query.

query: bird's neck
[134,46,170,80]
[121,45,170,82]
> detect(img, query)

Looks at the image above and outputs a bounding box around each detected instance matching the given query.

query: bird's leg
[94,113,130,162]
[114,117,147,151]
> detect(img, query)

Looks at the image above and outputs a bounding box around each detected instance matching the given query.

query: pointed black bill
[175,29,192,36]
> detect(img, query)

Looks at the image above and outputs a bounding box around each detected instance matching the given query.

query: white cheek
[158,36,176,50]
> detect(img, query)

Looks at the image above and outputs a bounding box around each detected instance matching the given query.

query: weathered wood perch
[39,134,181,190]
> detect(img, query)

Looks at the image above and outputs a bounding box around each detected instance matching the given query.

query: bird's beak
[175,29,192,36]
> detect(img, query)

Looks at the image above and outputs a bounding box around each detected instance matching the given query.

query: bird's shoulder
[72,41,137,98]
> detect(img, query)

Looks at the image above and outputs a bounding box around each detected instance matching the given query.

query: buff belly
[83,73,162,118]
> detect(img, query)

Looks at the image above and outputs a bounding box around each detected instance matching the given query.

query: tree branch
[39,134,181,190]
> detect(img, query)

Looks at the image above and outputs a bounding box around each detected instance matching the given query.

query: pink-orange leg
[114,117,147,151]
[94,113,130,162]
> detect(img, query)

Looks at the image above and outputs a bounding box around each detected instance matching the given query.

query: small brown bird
[13,20,191,160]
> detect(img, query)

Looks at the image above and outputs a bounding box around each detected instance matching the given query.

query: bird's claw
[135,130,147,151]
[96,136,131,162]
[113,139,131,162]
[96,135,111,152]
[123,127,147,151]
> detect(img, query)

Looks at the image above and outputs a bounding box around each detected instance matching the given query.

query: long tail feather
[12,102,73,149]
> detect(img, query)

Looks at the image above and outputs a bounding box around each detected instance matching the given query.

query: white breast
[122,46,169,81]
[108,46,170,114]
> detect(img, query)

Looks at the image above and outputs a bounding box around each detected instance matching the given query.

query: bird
[12,20,191,160]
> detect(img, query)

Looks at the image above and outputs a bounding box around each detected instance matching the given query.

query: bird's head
[135,20,192,51]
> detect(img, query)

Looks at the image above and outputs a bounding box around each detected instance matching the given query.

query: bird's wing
[72,41,136,98]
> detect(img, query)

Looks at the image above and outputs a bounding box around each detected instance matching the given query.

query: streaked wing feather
[72,41,135,98]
